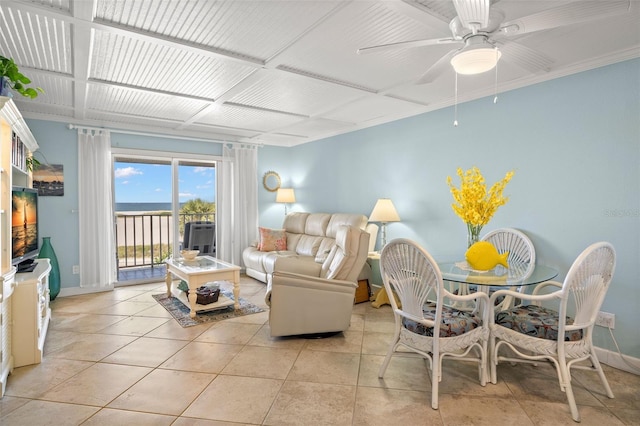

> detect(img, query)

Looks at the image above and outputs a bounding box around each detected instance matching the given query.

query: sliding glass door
[175,160,217,256]
[113,152,217,284]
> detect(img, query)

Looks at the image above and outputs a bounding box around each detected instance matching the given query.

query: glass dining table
[437,261,559,311]
[437,261,559,288]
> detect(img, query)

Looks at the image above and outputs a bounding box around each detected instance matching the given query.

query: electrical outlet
[595,311,615,329]
[72,265,80,274]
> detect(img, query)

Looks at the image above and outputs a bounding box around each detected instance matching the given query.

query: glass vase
[467,223,483,248]
[38,237,61,300]
[0,77,11,97]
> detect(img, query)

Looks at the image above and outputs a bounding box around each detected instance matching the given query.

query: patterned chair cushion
[495,304,583,341]
[402,303,482,337]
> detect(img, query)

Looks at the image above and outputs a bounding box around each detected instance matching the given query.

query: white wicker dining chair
[488,242,616,422]
[378,239,490,410]
[482,228,535,310]
[447,228,535,312]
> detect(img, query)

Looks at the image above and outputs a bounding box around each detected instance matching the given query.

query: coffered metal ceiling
[1,0,639,147]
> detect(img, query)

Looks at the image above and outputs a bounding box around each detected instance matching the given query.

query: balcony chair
[448,228,535,312]
[377,239,490,410]
[184,221,216,256]
[266,225,370,337]
[489,242,616,422]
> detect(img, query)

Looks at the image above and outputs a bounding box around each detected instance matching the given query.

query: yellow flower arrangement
[447,167,515,247]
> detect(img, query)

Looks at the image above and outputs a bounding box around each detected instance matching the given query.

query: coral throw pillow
[258,227,287,252]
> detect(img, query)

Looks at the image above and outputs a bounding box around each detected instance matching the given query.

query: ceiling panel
[95,0,343,61]
[274,0,451,91]
[276,117,356,138]
[85,109,184,128]
[227,70,366,116]
[0,4,72,73]
[16,100,74,118]
[18,73,73,106]
[26,0,71,12]
[0,0,637,146]
[186,123,260,139]
[90,30,258,100]
[321,95,427,124]
[195,104,305,132]
[86,83,209,120]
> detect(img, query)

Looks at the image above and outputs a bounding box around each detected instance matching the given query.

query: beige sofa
[267,225,370,336]
[242,212,372,284]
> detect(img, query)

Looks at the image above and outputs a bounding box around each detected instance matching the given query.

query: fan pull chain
[494,47,499,104]
[453,72,459,127]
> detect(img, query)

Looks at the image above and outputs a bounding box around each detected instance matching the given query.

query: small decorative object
[177,281,220,305]
[465,241,509,271]
[447,166,515,247]
[0,55,44,98]
[194,286,220,304]
[262,170,281,192]
[38,237,60,300]
[0,76,10,97]
[180,249,199,261]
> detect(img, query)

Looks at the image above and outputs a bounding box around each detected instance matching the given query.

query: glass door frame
[112,147,220,268]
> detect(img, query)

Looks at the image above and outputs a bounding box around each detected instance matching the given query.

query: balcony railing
[115,212,215,272]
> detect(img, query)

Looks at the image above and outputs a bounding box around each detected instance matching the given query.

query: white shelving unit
[12,259,51,367]
[0,268,16,398]
[0,97,41,397]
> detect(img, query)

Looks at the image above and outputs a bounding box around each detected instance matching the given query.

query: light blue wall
[25,59,639,358]
[24,120,225,289]
[258,59,640,358]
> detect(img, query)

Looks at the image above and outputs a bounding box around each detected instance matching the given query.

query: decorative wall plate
[263,171,281,192]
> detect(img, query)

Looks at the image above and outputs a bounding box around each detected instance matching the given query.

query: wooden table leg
[232,270,240,309]
[187,288,197,318]
[165,271,173,297]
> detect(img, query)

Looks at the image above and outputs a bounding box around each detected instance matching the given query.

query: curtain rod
[66,123,262,147]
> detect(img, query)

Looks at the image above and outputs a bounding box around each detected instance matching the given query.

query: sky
[114,161,216,203]
[32,164,63,182]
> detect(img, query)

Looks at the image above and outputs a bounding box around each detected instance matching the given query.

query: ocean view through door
[113,154,217,284]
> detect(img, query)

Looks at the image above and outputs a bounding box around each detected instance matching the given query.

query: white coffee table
[165,256,241,318]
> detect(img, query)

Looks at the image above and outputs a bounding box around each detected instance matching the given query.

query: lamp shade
[450,45,501,75]
[276,188,296,203]
[369,198,400,223]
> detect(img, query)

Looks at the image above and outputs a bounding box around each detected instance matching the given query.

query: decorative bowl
[180,249,199,261]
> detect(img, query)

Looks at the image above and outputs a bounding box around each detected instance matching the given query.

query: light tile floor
[1,276,638,425]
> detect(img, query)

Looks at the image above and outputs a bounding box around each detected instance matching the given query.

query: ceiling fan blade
[452,0,491,30]
[495,41,554,73]
[416,49,459,84]
[357,37,460,55]
[498,0,631,36]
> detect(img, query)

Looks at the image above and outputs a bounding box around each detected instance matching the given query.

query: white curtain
[78,129,117,289]
[218,144,258,266]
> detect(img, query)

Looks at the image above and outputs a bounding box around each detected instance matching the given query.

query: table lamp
[369,198,400,250]
[276,188,296,215]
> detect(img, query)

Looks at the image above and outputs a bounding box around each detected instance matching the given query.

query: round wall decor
[263,171,281,192]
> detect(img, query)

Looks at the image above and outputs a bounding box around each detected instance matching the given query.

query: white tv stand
[12,258,51,367]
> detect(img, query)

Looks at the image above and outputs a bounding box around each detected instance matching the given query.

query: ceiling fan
[357,0,631,84]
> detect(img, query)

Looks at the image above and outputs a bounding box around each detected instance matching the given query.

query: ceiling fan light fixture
[450,46,501,75]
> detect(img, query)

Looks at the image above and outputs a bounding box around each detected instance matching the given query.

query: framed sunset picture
[33,164,64,196]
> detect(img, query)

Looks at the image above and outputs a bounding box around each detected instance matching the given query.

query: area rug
[153,288,265,327]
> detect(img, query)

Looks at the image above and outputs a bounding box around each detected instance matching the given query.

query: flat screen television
[11,187,39,271]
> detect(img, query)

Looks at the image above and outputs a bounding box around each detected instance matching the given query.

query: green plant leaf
[0,55,42,99]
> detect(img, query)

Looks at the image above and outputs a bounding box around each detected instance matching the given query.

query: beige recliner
[265,225,370,337]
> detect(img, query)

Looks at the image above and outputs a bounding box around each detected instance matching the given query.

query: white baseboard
[595,346,640,375]
[58,284,114,298]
